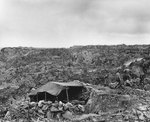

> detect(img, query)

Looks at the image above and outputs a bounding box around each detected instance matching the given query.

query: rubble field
[1,47,150,121]
[2,85,150,122]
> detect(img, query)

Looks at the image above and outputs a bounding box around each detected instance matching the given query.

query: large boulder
[85,89,133,114]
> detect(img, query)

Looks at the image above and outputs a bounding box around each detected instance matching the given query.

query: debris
[72,113,101,121]
[78,104,85,112]
[38,100,44,107]
[4,111,11,120]
[62,110,73,120]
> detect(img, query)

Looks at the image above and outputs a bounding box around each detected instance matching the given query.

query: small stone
[42,105,49,111]
[143,111,150,118]
[138,105,148,111]
[62,110,73,120]
[38,109,45,114]
[124,115,129,121]
[38,100,44,107]
[144,84,150,91]
[137,110,145,120]
[50,106,59,112]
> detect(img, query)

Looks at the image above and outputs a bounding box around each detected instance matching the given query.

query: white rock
[138,105,148,111]
[144,111,150,118]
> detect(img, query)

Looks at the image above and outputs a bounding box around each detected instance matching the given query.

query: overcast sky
[0,0,150,48]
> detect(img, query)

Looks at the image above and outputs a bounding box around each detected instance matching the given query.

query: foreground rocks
[1,85,150,122]
[1,56,150,121]
[2,99,85,122]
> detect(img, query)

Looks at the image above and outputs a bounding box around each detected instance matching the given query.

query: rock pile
[2,100,85,122]
[2,79,150,121]
[111,57,150,90]
[82,86,150,122]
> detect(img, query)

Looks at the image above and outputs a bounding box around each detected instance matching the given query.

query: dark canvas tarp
[29,81,84,96]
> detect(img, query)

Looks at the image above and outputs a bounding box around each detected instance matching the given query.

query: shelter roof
[29,80,84,96]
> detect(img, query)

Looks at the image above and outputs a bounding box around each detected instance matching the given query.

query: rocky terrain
[0,45,150,121]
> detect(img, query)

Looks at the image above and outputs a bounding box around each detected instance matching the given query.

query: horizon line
[1,44,150,49]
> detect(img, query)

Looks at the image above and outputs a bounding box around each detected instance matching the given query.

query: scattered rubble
[1,99,86,122]
[110,57,150,90]
[1,57,150,121]
[1,84,150,122]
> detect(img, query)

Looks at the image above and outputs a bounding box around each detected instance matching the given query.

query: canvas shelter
[29,81,85,102]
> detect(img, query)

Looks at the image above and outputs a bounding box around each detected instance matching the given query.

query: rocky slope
[0,45,150,103]
[1,45,150,121]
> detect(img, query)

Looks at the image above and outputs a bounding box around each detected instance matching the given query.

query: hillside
[0,45,150,103]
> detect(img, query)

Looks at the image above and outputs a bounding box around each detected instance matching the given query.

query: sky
[0,0,150,48]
